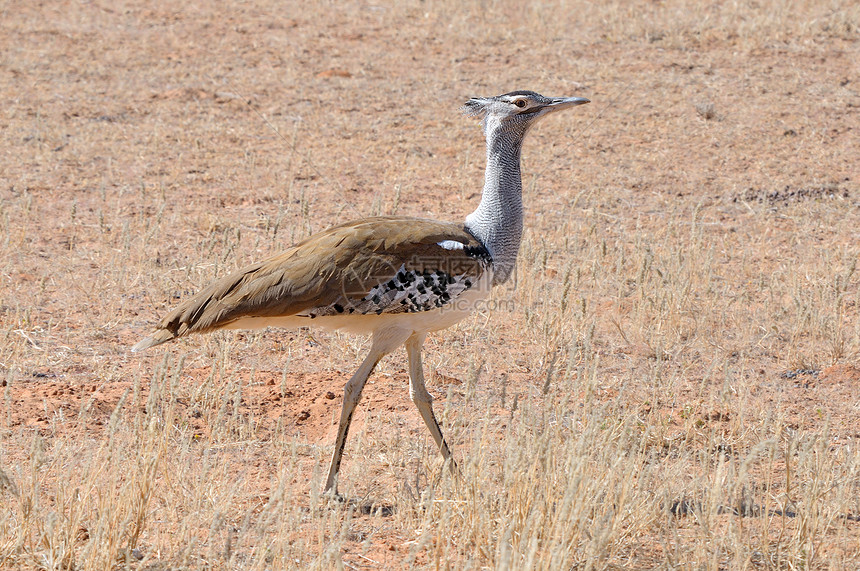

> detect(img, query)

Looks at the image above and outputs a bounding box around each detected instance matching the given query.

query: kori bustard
[133,90,589,495]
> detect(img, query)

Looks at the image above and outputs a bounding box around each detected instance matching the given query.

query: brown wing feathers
[132,217,486,351]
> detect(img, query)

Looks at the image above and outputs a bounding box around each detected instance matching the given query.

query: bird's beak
[546,96,590,111]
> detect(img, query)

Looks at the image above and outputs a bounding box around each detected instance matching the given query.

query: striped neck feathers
[465,117,529,285]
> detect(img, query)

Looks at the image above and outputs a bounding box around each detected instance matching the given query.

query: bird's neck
[465,123,526,285]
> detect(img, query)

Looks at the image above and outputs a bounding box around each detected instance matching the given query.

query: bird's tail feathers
[131,329,177,353]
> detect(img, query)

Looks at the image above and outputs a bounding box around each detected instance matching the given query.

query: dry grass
[1,0,859,568]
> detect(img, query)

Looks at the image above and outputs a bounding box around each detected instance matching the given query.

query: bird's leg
[324,327,412,497]
[405,333,457,471]
[324,348,383,497]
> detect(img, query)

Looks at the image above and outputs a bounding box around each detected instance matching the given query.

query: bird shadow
[322,493,395,517]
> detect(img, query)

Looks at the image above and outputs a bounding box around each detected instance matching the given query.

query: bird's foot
[322,488,346,504]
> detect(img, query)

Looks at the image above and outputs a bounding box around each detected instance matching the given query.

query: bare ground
[1,0,859,568]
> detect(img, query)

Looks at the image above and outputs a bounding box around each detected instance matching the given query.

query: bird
[132,90,590,496]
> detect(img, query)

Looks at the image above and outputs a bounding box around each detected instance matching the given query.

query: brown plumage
[133,216,487,351]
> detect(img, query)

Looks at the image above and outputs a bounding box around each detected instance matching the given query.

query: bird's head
[464,90,590,137]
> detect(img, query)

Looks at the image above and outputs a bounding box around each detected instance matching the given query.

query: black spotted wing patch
[301,240,489,317]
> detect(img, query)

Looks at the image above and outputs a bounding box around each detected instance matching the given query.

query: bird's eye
[514,99,527,108]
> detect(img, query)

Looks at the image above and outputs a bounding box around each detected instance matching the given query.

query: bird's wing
[133,217,490,350]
